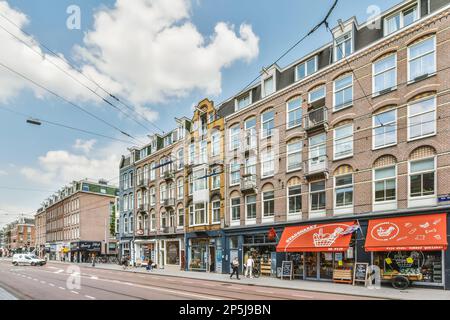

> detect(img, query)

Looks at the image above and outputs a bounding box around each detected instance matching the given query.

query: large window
[288,185,302,215]
[334,174,353,208]
[374,166,396,202]
[385,5,418,35]
[261,147,275,178]
[310,181,326,211]
[287,139,302,172]
[192,203,207,226]
[246,195,257,220]
[211,174,221,190]
[231,198,241,222]
[308,133,327,172]
[211,132,221,157]
[160,183,167,202]
[408,96,436,140]
[230,160,241,186]
[334,74,353,111]
[286,97,302,129]
[212,200,221,224]
[177,148,184,170]
[261,109,275,138]
[263,191,275,217]
[199,140,208,164]
[150,187,156,206]
[150,162,156,180]
[373,109,397,149]
[335,32,352,61]
[229,125,240,151]
[295,56,317,81]
[193,168,207,192]
[373,54,396,95]
[409,158,435,198]
[244,117,257,149]
[177,178,184,200]
[408,36,436,82]
[189,143,196,165]
[334,124,353,159]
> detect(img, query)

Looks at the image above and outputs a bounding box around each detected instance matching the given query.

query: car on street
[12,254,46,266]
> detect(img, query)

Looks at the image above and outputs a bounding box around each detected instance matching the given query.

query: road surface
[0,260,378,300]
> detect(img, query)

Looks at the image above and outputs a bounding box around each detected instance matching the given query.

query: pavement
[18,258,450,300]
[0,259,377,300]
[0,286,17,300]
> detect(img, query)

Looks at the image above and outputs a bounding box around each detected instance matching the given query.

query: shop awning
[276,221,357,252]
[365,213,447,252]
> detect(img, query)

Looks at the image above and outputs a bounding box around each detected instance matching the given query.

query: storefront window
[190,239,208,271]
[166,241,180,265]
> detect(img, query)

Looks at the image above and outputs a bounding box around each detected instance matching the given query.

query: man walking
[245,255,254,278]
[230,257,240,280]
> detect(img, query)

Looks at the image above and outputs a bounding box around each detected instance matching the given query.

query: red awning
[276,221,356,253]
[365,213,447,252]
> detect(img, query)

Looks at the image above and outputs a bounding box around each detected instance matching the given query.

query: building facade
[3,218,35,254]
[35,208,46,258]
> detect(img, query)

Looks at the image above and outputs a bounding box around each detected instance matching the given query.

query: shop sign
[353,263,369,286]
[281,261,293,280]
[72,241,102,252]
[438,194,450,202]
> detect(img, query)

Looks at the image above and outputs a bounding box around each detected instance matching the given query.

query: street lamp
[26,118,42,126]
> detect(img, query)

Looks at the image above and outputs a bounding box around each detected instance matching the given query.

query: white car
[12,254,46,266]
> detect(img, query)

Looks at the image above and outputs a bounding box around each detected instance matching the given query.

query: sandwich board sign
[353,262,369,286]
[281,261,293,280]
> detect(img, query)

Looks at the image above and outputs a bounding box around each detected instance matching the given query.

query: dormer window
[335,32,353,61]
[384,4,418,36]
[295,56,317,81]
[263,76,275,97]
[235,91,252,111]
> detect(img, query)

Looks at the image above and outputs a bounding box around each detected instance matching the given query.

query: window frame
[309,180,326,212]
[373,165,397,204]
[308,86,326,103]
[262,191,275,217]
[287,185,302,216]
[384,3,419,36]
[334,32,353,62]
[286,139,303,172]
[333,74,354,112]
[211,200,221,224]
[407,95,437,141]
[261,109,275,138]
[334,173,354,209]
[372,53,397,96]
[295,55,318,81]
[372,108,398,150]
[229,160,241,186]
[261,147,275,178]
[408,157,436,199]
[333,123,354,160]
[245,194,257,220]
[230,197,241,222]
[286,97,303,129]
[407,35,437,83]
[229,124,241,151]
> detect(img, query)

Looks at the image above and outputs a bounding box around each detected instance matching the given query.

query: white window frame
[334,32,353,61]
[407,36,436,83]
[372,53,397,96]
[333,124,353,160]
[262,191,275,218]
[287,185,302,216]
[384,3,419,36]
[190,202,207,226]
[177,208,184,229]
[372,109,397,150]
[211,174,221,190]
[408,157,436,199]
[261,148,275,178]
[244,117,257,149]
[309,180,326,213]
[262,75,275,97]
[373,165,397,204]
[308,86,326,103]
[199,140,208,164]
[295,55,318,81]
[150,162,156,181]
[286,97,303,129]
[286,139,303,172]
[230,197,241,224]
[150,187,156,206]
[211,131,221,157]
[177,148,184,170]
[211,200,221,224]
[333,74,353,112]
[334,174,354,209]
[245,194,257,221]
[407,96,437,141]
[177,178,184,200]
[261,109,275,138]
[235,91,252,111]
[229,125,241,151]
[229,160,241,186]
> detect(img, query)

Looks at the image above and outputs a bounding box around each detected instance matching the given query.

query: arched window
[229,124,240,151]
[286,97,302,129]
[261,109,275,138]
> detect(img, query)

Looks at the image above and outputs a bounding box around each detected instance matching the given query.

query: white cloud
[0,170,8,176]
[75,0,259,104]
[73,139,96,154]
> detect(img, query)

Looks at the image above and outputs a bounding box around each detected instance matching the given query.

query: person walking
[91,253,96,267]
[245,256,254,278]
[230,257,240,280]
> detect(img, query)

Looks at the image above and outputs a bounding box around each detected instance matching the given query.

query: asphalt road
[0,260,378,300]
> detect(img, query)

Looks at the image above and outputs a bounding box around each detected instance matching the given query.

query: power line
[0,12,165,134]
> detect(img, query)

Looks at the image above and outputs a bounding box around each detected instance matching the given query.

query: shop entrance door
[319,253,334,280]
[304,252,335,280]
[209,246,215,272]
[305,252,318,279]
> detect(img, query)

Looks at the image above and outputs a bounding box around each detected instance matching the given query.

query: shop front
[135,236,184,269]
[277,221,358,282]
[134,240,156,267]
[70,241,102,263]
[365,213,447,288]
[186,231,224,273]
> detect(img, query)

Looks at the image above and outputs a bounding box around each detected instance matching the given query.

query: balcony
[303,155,329,179]
[240,175,257,193]
[136,177,148,189]
[163,198,175,208]
[304,107,328,132]
[162,226,176,234]
[163,171,175,181]
[138,203,149,212]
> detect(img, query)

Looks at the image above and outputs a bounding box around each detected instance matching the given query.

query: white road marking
[256,290,274,294]
[54,269,64,274]
[90,276,98,280]
[46,266,58,270]
[70,291,79,295]
[85,295,96,300]
[49,283,55,287]
[292,294,314,299]
[58,287,66,290]
[40,281,46,284]
[33,278,38,281]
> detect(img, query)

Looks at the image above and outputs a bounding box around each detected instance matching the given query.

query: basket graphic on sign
[313,227,344,247]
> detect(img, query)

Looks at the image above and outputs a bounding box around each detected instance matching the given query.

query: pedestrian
[245,255,254,278]
[146,259,153,271]
[229,257,240,280]
[91,253,96,267]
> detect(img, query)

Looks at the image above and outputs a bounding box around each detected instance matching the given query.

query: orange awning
[365,213,447,252]
[276,221,356,253]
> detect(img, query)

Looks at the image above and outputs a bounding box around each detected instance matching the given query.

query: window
[408,36,436,82]
[161,212,167,228]
[178,208,184,227]
[335,174,353,208]
[385,5,418,35]
[150,187,156,206]
[129,193,134,210]
[124,216,128,233]
[231,198,241,222]
[374,166,396,202]
[193,168,207,192]
[261,147,275,178]
[408,96,436,140]
[229,125,240,151]
[160,183,167,202]
[310,181,326,211]
[177,179,184,200]
[244,117,257,149]
[409,158,435,198]
[212,200,221,223]
[236,92,251,110]
[263,191,275,217]
[373,109,397,149]
[211,132,221,157]
[246,195,257,220]
[288,185,302,215]
[123,173,128,189]
[244,155,257,180]
[199,140,207,164]
[230,160,241,186]
[287,139,303,172]
[188,174,193,195]
[177,148,184,170]
[212,174,221,190]
[295,56,317,81]
[308,86,326,103]
[287,97,302,129]
[189,143,196,165]
[150,162,156,180]
[261,110,275,138]
[335,32,352,61]
[373,54,397,95]
[334,124,353,159]
[194,203,207,225]
[123,194,128,211]
[334,74,353,111]
[263,76,275,97]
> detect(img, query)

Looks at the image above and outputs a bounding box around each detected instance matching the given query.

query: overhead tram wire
[0,12,165,134]
[0,61,146,146]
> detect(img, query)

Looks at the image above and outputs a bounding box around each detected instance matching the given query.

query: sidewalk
[47,260,450,300]
[0,287,17,300]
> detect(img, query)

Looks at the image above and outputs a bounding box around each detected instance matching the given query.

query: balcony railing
[163,171,175,181]
[304,107,328,131]
[162,226,176,234]
[303,155,329,177]
[241,175,257,193]
[163,198,175,207]
[138,203,149,212]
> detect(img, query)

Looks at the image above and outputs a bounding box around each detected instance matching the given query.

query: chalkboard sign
[353,262,369,286]
[281,261,293,280]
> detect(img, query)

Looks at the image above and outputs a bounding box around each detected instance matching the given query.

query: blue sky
[0,0,400,225]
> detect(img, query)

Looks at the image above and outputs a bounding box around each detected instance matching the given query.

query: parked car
[12,254,46,266]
